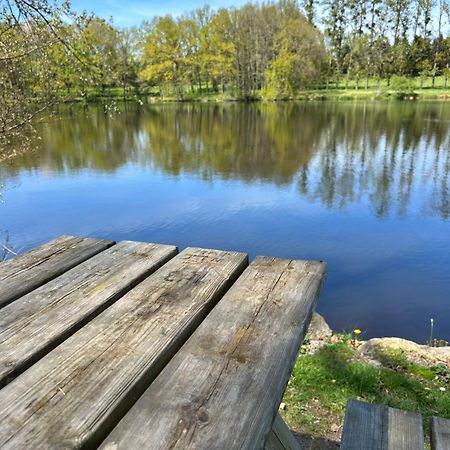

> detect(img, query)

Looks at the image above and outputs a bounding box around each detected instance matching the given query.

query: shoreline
[306,313,449,366]
[58,88,450,104]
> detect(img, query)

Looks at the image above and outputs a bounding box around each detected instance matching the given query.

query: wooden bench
[431,417,450,450]
[341,399,450,450]
[0,235,325,449]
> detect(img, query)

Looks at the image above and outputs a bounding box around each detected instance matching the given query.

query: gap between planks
[0,240,177,387]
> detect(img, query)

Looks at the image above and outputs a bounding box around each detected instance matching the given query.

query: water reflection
[2,102,450,342]
[4,102,450,219]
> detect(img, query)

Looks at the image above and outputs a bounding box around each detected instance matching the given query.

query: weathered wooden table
[0,236,325,449]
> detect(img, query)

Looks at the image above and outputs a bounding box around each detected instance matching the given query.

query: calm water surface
[1,101,449,342]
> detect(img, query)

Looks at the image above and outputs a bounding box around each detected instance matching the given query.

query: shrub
[390,76,415,98]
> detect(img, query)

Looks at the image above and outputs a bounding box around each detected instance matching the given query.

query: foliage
[390,75,415,94]
[265,17,326,98]
[134,0,450,99]
[0,0,69,156]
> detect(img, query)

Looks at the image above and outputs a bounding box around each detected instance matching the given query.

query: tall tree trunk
[413,2,420,37]
[432,0,444,90]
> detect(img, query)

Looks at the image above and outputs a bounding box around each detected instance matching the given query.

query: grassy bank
[292,88,450,101]
[152,87,450,102]
[282,335,450,448]
[59,82,450,103]
[63,88,450,103]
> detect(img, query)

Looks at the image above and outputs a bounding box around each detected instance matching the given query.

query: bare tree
[0,0,71,159]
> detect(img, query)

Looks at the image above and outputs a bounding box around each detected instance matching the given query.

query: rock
[304,313,333,354]
[306,313,332,341]
[330,335,341,344]
[357,337,450,367]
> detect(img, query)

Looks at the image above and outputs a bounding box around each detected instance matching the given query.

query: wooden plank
[387,405,424,449]
[340,399,424,450]
[100,256,325,450]
[0,247,247,450]
[265,413,304,450]
[341,399,387,449]
[431,416,450,450]
[0,240,177,387]
[0,235,114,309]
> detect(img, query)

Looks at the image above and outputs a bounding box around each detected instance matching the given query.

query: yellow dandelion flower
[354,329,362,335]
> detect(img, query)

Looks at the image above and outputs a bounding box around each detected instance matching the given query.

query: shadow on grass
[293,431,339,450]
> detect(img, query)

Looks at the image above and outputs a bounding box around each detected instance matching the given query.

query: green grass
[55,77,450,103]
[147,87,450,102]
[287,86,450,101]
[328,75,449,90]
[282,337,450,444]
[54,76,450,104]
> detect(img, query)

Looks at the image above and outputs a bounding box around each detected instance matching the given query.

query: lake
[1,101,449,343]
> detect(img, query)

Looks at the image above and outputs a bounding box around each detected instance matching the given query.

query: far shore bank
[59,87,450,104]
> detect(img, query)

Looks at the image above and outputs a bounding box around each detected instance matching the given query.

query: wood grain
[0,247,247,450]
[0,235,114,309]
[431,416,450,450]
[387,404,424,449]
[340,399,424,450]
[100,256,325,450]
[0,240,177,387]
[341,399,387,449]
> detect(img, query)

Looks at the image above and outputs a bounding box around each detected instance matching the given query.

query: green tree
[343,35,370,89]
[323,0,347,82]
[116,28,141,97]
[77,17,121,93]
[202,9,236,93]
[265,17,325,98]
[141,16,184,97]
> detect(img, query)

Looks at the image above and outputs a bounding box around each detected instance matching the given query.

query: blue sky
[71,0,246,27]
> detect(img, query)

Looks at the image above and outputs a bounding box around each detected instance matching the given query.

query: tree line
[1,0,450,154]
[135,0,450,97]
[4,0,450,99]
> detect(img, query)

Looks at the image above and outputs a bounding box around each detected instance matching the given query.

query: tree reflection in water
[2,101,450,341]
[5,101,450,220]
